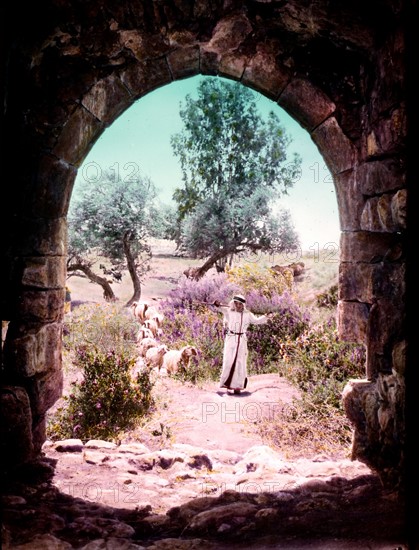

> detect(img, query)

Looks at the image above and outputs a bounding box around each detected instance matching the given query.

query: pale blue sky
[75,75,340,252]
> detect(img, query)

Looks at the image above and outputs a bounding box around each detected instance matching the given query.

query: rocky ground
[2,373,409,549]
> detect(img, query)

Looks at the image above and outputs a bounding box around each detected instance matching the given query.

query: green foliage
[48,349,154,441]
[278,317,366,409]
[247,305,310,367]
[49,304,154,441]
[63,303,138,357]
[316,284,338,308]
[225,263,293,297]
[255,316,366,457]
[158,306,225,383]
[170,77,302,263]
[68,171,167,300]
[69,171,160,261]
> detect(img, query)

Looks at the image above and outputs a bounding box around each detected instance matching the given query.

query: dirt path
[129,373,301,455]
[4,375,408,549]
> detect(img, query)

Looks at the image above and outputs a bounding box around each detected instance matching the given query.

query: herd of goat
[130,301,198,379]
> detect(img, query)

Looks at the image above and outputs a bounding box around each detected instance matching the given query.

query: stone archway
[1,1,408,495]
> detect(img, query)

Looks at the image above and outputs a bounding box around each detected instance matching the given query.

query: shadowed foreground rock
[1,438,407,549]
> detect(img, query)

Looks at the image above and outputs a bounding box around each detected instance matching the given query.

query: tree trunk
[193,250,231,280]
[67,263,116,302]
[123,233,142,307]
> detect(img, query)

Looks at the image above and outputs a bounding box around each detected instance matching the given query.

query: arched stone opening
[1,2,407,496]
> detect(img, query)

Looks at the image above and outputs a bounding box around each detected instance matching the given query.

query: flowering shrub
[47,348,154,441]
[247,292,311,369]
[159,278,311,382]
[225,263,293,298]
[158,303,225,382]
[49,303,153,441]
[278,316,366,409]
[165,273,240,309]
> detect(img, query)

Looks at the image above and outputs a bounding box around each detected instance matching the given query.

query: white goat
[143,318,160,338]
[144,307,164,326]
[145,344,168,371]
[130,301,148,322]
[136,326,154,343]
[131,356,146,381]
[161,345,198,375]
[138,336,158,357]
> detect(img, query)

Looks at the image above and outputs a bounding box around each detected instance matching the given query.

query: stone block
[340,262,405,306]
[361,197,383,232]
[242,46,289,99]
[16,289,64,323]
[377,193,397,231]
[4,322,63,378]
[366,107,407,158]
[52,107,105,167]
[32,415,47,455]
[118,29,169,60]
[342,379,379,465]
[361,194,400,233]
[339,262,375,303]
[392,340,406,376]
[21,257,66,290]
[391,189,407,229]
[26,361,64,417]
[167,46,200,79]
[340,231,401,263]
[278,78,335,132]
[312,117,356,174]
[200,49,219,75]
[205,13,252,54]
[337,300,369,344]
[16,218,68,256]
[27,155,76,219]
[81,75,133,124]
[366,299,405,377]
[334,170,364,231]
[120,58,172,98]
[357,159,405,196]
[218,52,249,80]
[0,386,34,467]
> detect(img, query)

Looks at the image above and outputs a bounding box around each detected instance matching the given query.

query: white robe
[217,306,268,390]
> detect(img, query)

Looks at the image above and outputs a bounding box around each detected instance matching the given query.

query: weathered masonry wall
[0,0,410,492]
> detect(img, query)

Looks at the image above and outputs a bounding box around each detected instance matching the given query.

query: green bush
[316,284,338,308]
[63,303,138,356]
[247,298,310,369]
[48,348,154,441]
[226,263,293,297]
[254,316,366,457]
[278,316,366,409]
[49,303,153,442]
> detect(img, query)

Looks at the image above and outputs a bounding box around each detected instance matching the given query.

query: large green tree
[170,77,302,278]
[68,171,166,305]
